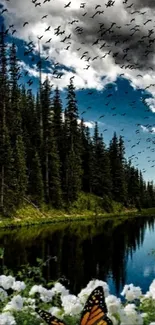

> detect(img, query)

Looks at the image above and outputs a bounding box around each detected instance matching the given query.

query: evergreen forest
[0,27,155,217]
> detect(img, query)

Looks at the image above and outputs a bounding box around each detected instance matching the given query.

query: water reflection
[0,216,155,295]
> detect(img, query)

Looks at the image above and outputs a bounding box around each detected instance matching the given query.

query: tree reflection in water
[0,216,154,295]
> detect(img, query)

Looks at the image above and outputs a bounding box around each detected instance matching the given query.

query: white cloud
[1,0,155,92]
[140,125,155,134]
[84,121,95,128]
[140,125,149,132]
[77,119,95,128]
[145,98,155,113]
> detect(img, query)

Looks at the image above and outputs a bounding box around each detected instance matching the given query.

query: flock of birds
[1,0,155,176]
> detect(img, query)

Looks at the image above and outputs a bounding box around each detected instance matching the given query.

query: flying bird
[37,35,43,40]
[64,2,71,8]
[95,4,101,9]
[46,38,52,43]
[35,2,41,7]
[1,8,8,13]
[23,22,29,27]
[45,26,51,32]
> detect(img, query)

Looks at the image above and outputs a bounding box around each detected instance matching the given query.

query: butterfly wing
[35,286,113,325]
[80,286,113,325]
[35,308,66,325]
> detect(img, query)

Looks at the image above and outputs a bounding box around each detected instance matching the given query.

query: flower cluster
[0,274,155,324]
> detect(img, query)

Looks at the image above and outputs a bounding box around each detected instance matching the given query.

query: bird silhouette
[1,8,8,14]
[35,2,41,7]
[45,26,51,32]
[64,2,71,8]
[23,22,29,29]
[37,35,43,40]
[46,38,52,43]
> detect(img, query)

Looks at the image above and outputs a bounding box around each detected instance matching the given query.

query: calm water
[0,216,155,296]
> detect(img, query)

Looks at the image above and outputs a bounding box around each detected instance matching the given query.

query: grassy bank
[0,192,155,229]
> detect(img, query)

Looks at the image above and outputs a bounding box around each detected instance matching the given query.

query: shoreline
[0,206,155,229]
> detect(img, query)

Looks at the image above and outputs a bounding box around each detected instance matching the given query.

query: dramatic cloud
[141,124,155,133]
[1,0,155,91]
[145,98,155,113]
[77,119,95,128]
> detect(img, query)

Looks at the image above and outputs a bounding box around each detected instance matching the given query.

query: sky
[1,0,155,181]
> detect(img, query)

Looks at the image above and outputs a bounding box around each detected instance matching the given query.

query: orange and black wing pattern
[80,286,113,325]
[35,308,66,325]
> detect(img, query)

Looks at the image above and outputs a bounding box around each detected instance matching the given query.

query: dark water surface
[0,216,155,296]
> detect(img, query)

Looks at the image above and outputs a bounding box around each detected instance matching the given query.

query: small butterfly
[35,286,113,325]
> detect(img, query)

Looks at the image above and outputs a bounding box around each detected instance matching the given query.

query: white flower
[29,284,44,295]
[48,307,63,318]
[29,284,54,302]
[121,284,142,301]
[23,297,36,309]
[120,304,143,325]
[23,297,35,304]
[61,294,83,316]
[51,282,69,297]
[108,315,119,325]
[40,288,54,302]
[149,279,155,299]
[3,295,23,311]
[0,312,16,325]
[78,280,109,304]
[0,288,8,301]
[22,297,36,311]
[12,281,26,292]
[141,291,152,300]
[105,295,122,314]
[0,275,15,290]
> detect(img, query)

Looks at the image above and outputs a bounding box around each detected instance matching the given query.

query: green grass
[0,192,154,229]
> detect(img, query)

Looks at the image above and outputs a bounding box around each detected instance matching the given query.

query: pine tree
[41,77,62,206]
[146,181,155,208]
[85,126,94,193]
[118,136,127,203]
[41,77,51,202]
[52,86,63,154]
[29,151,44,206]
[35,91,43,154]
[80,121,93,193]
[109,132,120,201]
[0,25,12,213]
[9,42,21,146]
[1,126,16,215]
[14,135,27,206]
[91,123,111,197]
[48,126,62,208]
[109,132,126,203]
[127,165,140,206]
[63,79,82,203]
[8,43,27,207]
[139,171,145,209]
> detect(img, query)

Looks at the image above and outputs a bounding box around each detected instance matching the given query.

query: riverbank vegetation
[0,28,155,219]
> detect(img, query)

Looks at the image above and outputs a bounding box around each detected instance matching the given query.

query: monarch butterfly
[35,286,113,325]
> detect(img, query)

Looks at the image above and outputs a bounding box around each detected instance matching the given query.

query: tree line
[0,27,155,216]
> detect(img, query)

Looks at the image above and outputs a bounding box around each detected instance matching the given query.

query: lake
[0,216,155,297]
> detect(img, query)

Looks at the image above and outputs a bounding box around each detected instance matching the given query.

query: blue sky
[1,0,155,181]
